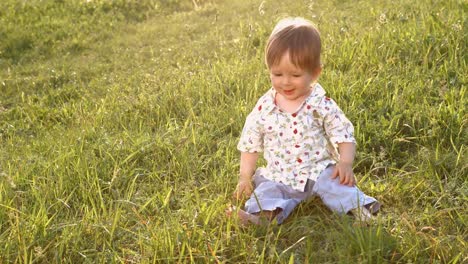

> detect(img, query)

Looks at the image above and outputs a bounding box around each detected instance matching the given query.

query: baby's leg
[230,170,307,225]
[313,166,380,224]
[251,208,282,225]
[226,205,281,225]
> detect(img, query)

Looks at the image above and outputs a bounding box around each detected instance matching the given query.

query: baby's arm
[233,152,259,200]
[331,142,356,186]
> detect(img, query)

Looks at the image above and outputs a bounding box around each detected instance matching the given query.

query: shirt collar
[262,83,326,114]
[305,82,326,106]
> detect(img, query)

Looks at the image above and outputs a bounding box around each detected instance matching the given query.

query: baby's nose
[282,76,292,85]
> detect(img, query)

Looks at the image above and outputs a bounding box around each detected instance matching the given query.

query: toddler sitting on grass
[229,17,380,225]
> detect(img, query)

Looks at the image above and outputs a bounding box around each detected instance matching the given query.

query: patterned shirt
[237,83,356,192]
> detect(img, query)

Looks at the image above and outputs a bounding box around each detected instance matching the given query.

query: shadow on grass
[239,197,400,263]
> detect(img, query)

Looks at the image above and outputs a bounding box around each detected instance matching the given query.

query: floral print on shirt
[237,83,356,192]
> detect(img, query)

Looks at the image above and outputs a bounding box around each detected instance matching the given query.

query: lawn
[0,0,466,262]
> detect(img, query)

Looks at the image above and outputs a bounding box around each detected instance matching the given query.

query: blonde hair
[265,17,321,73]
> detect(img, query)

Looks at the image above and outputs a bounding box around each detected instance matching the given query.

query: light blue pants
[245,165,380,224]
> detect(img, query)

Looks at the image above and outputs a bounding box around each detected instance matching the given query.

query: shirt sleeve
[322,97,356,146]
[237,104,265,153]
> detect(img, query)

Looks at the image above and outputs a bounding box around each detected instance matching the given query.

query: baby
[231,17,380,225]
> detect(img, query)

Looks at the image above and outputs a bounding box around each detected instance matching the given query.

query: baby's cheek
[271,79,281,87]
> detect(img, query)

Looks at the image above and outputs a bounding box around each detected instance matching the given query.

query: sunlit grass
[0,0,466,262]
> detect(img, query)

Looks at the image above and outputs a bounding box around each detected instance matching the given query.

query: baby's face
[269,52,316,102]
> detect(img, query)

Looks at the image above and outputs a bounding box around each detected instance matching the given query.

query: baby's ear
[312,67,322,80]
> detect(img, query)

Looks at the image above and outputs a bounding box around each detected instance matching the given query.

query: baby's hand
[233,179,253,200]
[331,162,356,186]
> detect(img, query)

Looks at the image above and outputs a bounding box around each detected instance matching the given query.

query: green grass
[0,0,466,262]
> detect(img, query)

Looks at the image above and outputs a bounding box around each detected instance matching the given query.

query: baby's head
[265,17,321,75]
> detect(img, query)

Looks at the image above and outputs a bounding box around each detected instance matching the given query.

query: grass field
[0,0,466,262]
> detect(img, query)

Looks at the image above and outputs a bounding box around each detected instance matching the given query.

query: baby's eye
[293,74,302,77]
[272,73,283,77]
